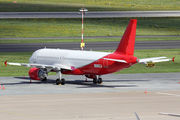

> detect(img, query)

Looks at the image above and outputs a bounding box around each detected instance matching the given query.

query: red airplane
[5,19,174,85]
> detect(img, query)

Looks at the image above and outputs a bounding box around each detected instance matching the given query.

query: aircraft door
[103,55,110,68]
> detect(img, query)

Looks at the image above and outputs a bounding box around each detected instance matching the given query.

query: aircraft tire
[98,78,102,84]
[42,77,47,81]
[56,79,61,85]
[61,78,65,85]
[93,78,98,84]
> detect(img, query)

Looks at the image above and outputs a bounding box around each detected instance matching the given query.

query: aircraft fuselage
[29,48,138,75]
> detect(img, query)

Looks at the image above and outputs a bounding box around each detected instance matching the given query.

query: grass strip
[0,49,179,77]
[0,17,180,39]
[0,0,180,12]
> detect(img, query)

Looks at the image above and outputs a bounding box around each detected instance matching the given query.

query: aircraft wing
[103,58,127,63]
[139,57,175,64]
[5,61,73,70]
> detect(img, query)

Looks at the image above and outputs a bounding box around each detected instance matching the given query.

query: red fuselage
[62,52,138,75]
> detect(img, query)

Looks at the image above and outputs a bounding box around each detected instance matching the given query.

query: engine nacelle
[28,68,47,80]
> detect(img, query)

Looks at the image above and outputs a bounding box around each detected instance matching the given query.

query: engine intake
[28,68,47,80]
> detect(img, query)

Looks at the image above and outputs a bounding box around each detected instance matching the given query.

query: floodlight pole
[81,6,84,51]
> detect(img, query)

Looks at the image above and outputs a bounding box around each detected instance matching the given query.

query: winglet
[172,57,175,62]
[4,60,7,66]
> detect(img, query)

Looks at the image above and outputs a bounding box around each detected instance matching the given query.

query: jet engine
[28,68,47,80]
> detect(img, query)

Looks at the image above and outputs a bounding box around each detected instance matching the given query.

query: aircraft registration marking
[94,64,102,68]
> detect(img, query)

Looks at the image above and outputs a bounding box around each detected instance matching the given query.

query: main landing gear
[56,70,65,85]
[93,76,102,84]
[55,72,103,85]
[42,77,47,81]
[56,78,65,85]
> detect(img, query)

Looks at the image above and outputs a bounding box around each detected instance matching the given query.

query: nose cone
[29,56,33,63]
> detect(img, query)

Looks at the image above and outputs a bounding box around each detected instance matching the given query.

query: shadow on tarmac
[1,77,150,88]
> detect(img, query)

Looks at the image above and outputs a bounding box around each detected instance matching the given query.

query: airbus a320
[5,19,174,85]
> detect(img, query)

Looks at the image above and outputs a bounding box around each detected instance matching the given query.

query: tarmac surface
[0,73,180,120]
[1,11,180,18]
[1,10,180,120]
[1,40,180,52]
[1,73,180,96]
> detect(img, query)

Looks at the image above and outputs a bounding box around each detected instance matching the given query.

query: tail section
[115,19,137,55]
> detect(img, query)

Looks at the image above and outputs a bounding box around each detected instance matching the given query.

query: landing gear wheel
[98,78,102,84]
[93,78,98,84]
[56,79,61,85]
[42,77,47,81]
[61,78,65,85]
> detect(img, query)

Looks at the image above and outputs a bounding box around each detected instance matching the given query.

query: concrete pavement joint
[156,92,180,97]
[0,110,39,118]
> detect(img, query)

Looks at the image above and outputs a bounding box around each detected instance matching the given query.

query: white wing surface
[139,57,175,64]
[6,62,72,70]
[103,58,127,63]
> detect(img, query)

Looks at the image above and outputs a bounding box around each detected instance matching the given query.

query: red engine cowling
[28,68,47,80]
